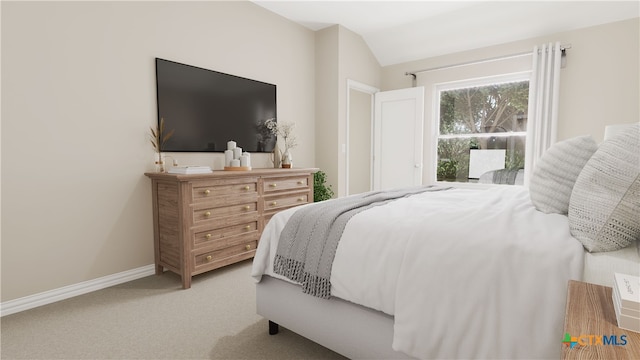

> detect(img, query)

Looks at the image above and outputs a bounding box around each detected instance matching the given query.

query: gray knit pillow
[529,135,598,214]
[569,124,640,252]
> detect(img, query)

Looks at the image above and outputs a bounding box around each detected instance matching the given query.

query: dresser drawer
[193,240,258,273]
[263,193,309,212]
[193,202,258,225]
[192,179,258,202]
[263,176,310,193]
[193,221,258,249]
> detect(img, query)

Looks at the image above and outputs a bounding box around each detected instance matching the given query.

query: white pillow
[568,124,640,252]
[529,135,598,214]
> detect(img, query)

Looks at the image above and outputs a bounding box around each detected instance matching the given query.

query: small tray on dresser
[224,166,252,171]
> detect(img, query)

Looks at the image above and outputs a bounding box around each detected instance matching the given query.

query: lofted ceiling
[252,1,640,66]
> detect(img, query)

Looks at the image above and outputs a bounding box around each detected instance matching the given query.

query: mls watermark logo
[562,332,628,349]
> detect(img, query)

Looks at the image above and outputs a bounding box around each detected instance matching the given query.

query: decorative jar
[281,149,292,168]
[155,152,166,173]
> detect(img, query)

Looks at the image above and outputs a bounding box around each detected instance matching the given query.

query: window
[435,73,529,185]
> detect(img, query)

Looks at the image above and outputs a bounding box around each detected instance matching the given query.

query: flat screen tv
[155,58,277,152]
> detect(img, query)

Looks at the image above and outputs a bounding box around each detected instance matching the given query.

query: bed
[251,124,639,359]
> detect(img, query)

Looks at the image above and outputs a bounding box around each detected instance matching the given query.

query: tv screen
[155,58,277,152]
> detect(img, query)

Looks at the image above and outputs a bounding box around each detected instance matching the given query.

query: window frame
[431,71,531,187]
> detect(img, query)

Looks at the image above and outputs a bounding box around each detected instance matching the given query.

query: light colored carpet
[1,260,347,359]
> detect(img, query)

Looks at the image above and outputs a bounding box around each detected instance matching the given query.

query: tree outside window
[436,78,529,183]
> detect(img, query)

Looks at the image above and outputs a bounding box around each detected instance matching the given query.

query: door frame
[346,79,379,196]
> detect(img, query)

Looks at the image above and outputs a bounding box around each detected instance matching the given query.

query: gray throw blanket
[273,185,449,298]
[492,168,521,185]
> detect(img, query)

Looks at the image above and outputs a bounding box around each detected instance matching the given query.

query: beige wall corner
[1,1,315,302]
[314,26,340,198]
[315,25,382,198]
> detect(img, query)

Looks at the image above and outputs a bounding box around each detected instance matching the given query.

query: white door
[373,87,425,191]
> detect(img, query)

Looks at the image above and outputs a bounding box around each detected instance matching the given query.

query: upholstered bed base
[582,244,640,288]
[256,275,412,359]
[256,243,640,359]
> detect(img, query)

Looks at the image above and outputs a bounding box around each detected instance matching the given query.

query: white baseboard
[1,264,156,317]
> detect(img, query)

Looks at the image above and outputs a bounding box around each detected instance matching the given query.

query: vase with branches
[149,118,175,172]
[265,118,297,168]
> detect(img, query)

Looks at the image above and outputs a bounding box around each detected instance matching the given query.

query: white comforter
[251,186,584,359]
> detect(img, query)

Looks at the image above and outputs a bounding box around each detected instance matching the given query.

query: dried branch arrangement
[149,118,175,152]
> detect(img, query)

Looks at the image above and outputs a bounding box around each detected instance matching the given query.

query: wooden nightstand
[562,280,640,359]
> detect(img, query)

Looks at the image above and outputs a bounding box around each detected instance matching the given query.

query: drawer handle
[244,205,251,210]
[204,189,210,195]
[205,255,212,261]
[245,245,251,251]
[204,211,211,217]
[269,183,277,188]
[298,197,305,201]
[243,185,251,190]
[245,225,251,230]
[297,181,304,185]
[206,233,212,239]
[270,201,277,206]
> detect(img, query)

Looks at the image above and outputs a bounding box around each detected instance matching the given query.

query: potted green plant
[313,170,334,202]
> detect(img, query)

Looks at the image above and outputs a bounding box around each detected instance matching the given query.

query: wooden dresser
[145,168,318,288]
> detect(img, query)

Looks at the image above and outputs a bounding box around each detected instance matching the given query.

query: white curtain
[524,42,562,187]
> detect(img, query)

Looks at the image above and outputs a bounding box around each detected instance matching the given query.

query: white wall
[336,27,382,197]
[315,25,381,197]
[348,89,373,194]
[1,1,315,301]
[314,26,340,198]
[382,18,639,143]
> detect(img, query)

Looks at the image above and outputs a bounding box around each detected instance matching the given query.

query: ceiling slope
[253,1,640,66]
